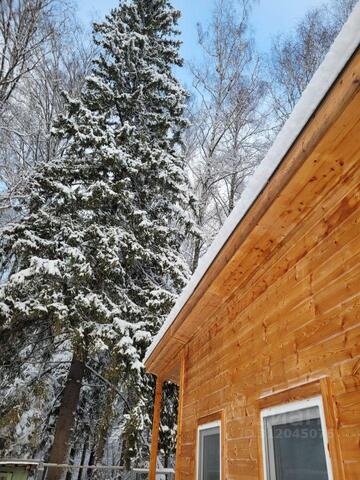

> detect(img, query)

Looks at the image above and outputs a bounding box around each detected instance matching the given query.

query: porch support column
[149,376,163,480]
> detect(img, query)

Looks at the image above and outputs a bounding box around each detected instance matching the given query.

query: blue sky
[76,0,325,86]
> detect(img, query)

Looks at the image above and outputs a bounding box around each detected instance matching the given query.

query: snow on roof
[145,1,360,364]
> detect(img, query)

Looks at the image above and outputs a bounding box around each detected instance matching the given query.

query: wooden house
[145,4,360,480]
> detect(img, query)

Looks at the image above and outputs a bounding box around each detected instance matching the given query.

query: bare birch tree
[0,0,56,112]
[187,0,268,270]
[268,0,357,128]
[0,1,93,219]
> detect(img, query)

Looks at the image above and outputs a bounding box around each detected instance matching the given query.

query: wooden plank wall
[176,69,360,479]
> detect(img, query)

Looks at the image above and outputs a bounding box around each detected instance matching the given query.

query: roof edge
[145,1,360,366]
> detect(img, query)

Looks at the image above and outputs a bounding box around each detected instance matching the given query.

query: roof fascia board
[145,1,360,365]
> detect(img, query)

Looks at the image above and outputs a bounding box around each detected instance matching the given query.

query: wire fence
[4,464,175,480]
[34,464,124,480]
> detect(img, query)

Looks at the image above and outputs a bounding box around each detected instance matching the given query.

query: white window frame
[261,396,333,480]
[196,420,221,480]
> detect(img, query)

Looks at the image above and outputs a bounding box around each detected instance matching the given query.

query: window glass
[199,425,220,480]
[263,403,330,480]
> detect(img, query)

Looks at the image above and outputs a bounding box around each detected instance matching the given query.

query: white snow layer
[145,1,360,364]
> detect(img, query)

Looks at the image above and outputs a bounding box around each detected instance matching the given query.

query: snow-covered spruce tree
[160,382,179,467]
[0,0,192,471]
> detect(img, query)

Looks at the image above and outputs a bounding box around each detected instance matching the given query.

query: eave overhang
[144,3,360,384]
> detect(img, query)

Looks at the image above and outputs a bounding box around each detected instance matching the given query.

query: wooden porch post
[175,353,185,479]
[149,376,163,480]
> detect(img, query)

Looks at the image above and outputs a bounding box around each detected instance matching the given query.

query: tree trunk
[95,390,116,465]
[228,172,237,214]
[86,446,96,480]
[47,354,85,480]
[77,437,88,480]
[65,446,75,480]
[191,236,202,273]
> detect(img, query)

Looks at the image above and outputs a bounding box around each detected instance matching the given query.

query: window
[197,421,221,480]
[261,396,333,480]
